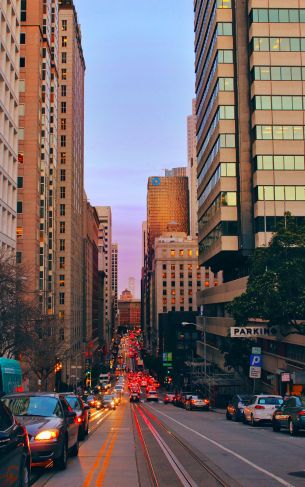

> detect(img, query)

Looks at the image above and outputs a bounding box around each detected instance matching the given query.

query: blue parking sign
[250,354,262,367]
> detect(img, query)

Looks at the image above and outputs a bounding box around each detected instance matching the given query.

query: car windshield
[104,395,113,401]
[4,396,63,418]
[65,396,80,410]
[258,397,283,405]
[191,396,199,400]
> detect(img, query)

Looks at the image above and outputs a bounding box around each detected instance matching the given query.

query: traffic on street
[1,331,305,486]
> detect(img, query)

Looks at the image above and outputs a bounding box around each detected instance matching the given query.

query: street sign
[249,366,262,379]
[230,326,278,338]
[250,354,262,367]
[252,347,261,355]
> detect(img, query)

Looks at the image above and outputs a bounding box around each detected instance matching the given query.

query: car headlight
[35,430,59,441]
[111,401,115,407]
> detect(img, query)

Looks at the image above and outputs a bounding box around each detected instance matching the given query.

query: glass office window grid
[253,95,305,111]
[255,186,305,201]
[198,192,237,234]
[252,66,305,82]
[251,9,305,24]
[251,37,305,53]
[255,125,305,140]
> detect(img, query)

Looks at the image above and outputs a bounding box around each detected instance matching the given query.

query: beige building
[151,232,218,352]
[187,99,198,237]
[111,242,118,322]
[96,206,113,345]
[56,0,85,384]
[17,0,58,314]
[194,0,305,391]
[0,0,19,251]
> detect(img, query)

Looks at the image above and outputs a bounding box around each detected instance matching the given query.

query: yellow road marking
[82,428,113,487]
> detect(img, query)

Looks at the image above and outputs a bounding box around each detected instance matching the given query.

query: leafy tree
[228,213,305,337]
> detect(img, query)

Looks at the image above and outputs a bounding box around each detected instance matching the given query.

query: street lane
[146,401,305,487]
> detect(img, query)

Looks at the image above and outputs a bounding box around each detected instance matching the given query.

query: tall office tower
[147,172,189,259]
[128,277,136,298]
[56,0,85,378]
[0,0,19,251]
[194,1,305,381]
[96,206,112,345]
[17,0,58,314]
[111,243,118,322]
[164,167,187,177]
[187,99,198,237]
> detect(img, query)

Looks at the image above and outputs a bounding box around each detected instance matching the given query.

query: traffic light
[54,359,62,373]
[85,370,92,388]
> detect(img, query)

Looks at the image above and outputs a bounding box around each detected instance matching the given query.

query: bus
[0,358,23,395]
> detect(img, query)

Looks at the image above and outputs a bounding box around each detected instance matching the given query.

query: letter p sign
[250,354,262,367]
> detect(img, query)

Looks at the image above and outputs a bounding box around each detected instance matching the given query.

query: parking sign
[250,354,262,367]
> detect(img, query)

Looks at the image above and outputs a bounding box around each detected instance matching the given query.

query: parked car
[243,395,283,426]
[146,390,158,402]
[184,395,210,411]
[178,392,193,408]
[3,393,79,470]
[61,393,90,440]
[272,395,305,435]
[0,400,31,487]
[130,392,140,403]
[226,394,252,422]
[164,393,175,404]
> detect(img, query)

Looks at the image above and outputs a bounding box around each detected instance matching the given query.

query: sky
[73,0,195,297]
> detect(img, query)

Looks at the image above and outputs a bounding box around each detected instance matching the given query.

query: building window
[61,118,66,130]
[17,227,23,239]
[60,169,66,181]
[17,201,23,214]
[60,152,66,164]
[62,19,67,31]
[179,250,184,256]
[59,292,65,305]
[62,52,67,63]
[188,289,193,296]
[59,256,65,269]
[60,204,65,216]
[163,298,167,305]
[162,272,167,278]
[170,249,175,256]
[17,177,23,189]
[60,135,66,147]
[255,155,305,171]
[61,102,66,113]
[61,85,67,96]
[163,281,166,287]
[188,281,192,287]
[171,272,175,278]
[59,239,65,251]
[162,264,166,270]
[180,281,184,287]
[21,0,27,21]
[171,290,176,296]
[18,129,24,140]
[16,252,22,264]
[189,298,193,304]
[163,290,167,295]
[20,57,26,68]
[188,249,193,257]
[60,187,65,198]
[19,80,25,92]
[171,281,175,287]
[59,275,65,287]
[20,33,26,44]
[163,307,167,312]
[62,36,67,47]
[62,68,67,80]
[171,298,176,305]
[60,222,65,234]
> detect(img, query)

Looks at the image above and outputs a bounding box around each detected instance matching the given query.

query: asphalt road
[30,392,305,487]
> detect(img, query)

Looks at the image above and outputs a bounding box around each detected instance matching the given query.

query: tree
[228,213,305,337]
[0,250,34,357]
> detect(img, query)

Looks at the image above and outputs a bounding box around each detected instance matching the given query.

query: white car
[243,395,283,426]
[114,385,124,393]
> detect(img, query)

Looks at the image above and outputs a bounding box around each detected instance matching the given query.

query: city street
[30,392,305,487]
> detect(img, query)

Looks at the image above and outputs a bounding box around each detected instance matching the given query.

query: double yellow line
[82,405,126,487]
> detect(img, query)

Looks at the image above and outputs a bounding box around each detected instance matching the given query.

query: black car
[226,394,252,422]
[4,393,79,470]
[61,393,90,440]
[0,400,31,487]
[272,395,305,435]
[130,392,140,403]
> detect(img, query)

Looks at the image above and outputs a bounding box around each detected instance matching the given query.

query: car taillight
[203,399,210,404]
[297,410,305,416]
[76,417,82,424]
[255,405,265,409]
[191,400,196,404]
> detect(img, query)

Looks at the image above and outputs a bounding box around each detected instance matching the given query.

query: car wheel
[19,460,30,487]
[250,414,256,427]
[70,437,79,457]
[289,419,298,436]
[272,420,281,432]
[55,439,68,470]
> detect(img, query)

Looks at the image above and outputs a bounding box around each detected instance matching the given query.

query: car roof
[4,392,61,398]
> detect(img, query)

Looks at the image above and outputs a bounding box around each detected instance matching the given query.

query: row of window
[199,221,238,253]
[162,272,201,279]
[198,192,237,231]
[255,155,305,171]
[163,298,194,305]
[255,186,305,201]
[162,281,197,288]
[162,264,200,271]
[165,249,197,257]
[252,37,305,52]
[252,66,305,82]
[255,125,305,141]
[251,9,305,24]
[197,107,235,162]
[253,95,305,111]
[163,306,193,313]
[163,289,196,296]
[255,216,305,233]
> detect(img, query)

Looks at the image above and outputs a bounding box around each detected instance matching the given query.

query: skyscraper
[96,206,113,345]
[56,0,85,379]
[187,99,198,237]
[194,0,305,384]
[111,243,118,323]
[128,277,136,298]
[17,0,59,314]
[0,0,19,251]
